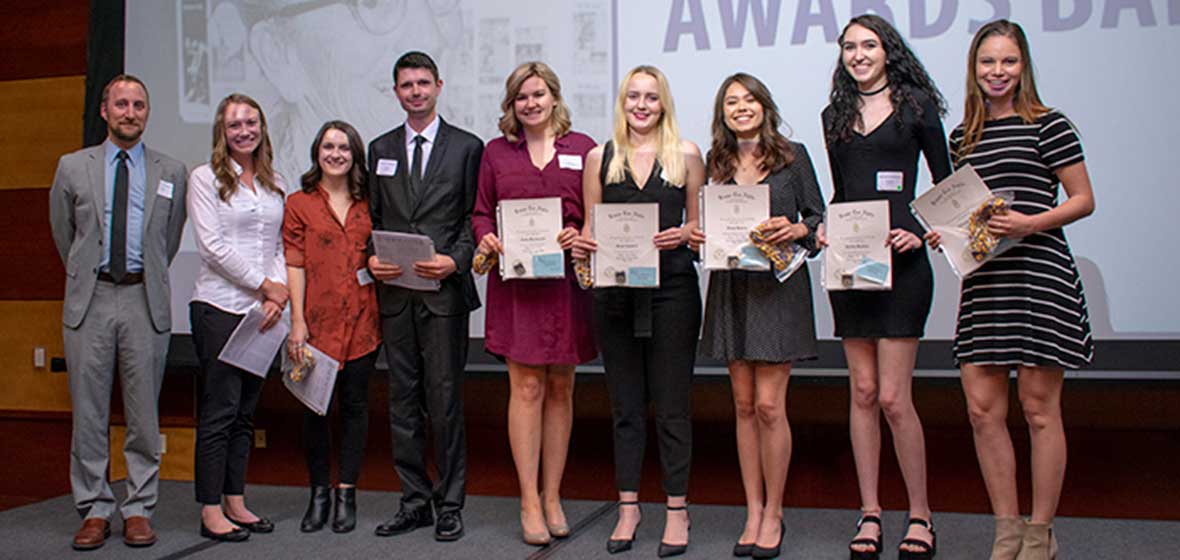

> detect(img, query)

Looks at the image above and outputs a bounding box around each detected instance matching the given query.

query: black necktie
[110,150,129,282]
[410,135,425,200]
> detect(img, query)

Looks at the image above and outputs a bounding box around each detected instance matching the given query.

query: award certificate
[591,203,660,288]
[823,200,892,291]
[496,197,565,279]
[701,183,770,271]
[910,164,1018,279]
[371,231,440,292]
[281,343,340,416]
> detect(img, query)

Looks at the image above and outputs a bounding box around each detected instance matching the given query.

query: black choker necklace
[858,83,889,96]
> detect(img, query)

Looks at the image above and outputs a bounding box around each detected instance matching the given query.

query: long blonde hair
[498,61,572,143]
[956,19,1049,163]
[606,65,686,187]
[211,93,281,202]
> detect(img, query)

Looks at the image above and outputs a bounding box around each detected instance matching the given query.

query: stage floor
[1,481,1176,559]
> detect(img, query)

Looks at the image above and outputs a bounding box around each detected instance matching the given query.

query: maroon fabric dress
[472,131,597,365]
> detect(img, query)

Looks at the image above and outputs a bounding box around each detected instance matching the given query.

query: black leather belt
[98,271,144,285]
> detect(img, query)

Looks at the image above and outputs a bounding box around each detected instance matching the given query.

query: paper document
[497,197,565,279]
[701,183,770,271]
[217,306,289,378]
[823,200,892,291]
[371,231,441,292]
[591,203,660,288]
[910,164,1018,279]
[281,343,340,416]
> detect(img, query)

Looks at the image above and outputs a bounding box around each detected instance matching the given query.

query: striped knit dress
[948,111,1094,369]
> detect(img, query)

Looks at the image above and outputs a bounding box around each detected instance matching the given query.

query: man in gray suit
[49,74,188,550]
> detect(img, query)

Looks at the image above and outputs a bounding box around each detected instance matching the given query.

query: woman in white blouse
[187,93,288,542]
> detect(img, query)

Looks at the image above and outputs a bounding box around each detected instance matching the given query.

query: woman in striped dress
[927,20,1095,560]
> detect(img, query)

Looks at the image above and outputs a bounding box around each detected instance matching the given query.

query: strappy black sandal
[849,514,882,560]
[898,517,937,560]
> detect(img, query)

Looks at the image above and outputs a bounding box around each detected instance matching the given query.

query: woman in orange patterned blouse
[283,121,380,534]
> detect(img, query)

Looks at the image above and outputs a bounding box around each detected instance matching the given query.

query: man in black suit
[366,51,482,542]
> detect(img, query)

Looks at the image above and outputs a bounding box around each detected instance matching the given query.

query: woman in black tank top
[571,65,704,557]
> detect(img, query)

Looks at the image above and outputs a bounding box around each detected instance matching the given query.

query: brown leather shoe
[72,518,111,550]
[122,516,157,547]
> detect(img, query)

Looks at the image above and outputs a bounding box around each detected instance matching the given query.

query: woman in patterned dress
[927,19,1096,560]
[689,73,824,558]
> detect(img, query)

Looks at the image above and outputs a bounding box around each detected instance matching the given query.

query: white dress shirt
[404,114,440,172]
[187,159,288,314]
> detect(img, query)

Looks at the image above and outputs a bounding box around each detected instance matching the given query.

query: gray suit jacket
[49,144,188,331]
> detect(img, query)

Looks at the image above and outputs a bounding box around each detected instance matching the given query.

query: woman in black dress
[689,73,824,559]
[927,20,1095,560]
[819,14,951,560]
[572,65,704,558]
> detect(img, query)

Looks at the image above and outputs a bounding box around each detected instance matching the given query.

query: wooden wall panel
[0,76,86,190]
[0,0,88,81]
[0,188,65,299]
[0,301,69,412]
[110,426,196,482]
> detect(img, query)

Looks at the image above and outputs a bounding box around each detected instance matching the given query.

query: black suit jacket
[368,117,483,317]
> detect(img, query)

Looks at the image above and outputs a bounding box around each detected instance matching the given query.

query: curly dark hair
[707,73,794,183]
[825,14,946,145]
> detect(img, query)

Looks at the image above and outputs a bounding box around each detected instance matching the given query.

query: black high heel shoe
[898,517,937,560]
[606,501,641,554]
[752,520,785,559]
[332,487,357,533]
[657,504,691,558]
[849,514,883,560]
[300,486,331,532]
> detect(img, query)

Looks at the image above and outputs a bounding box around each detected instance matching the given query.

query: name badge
[558,154,583,170]
[157,180,174,199]
[357,268,375,286]
[376,159,399,176]
[876,171,903,192]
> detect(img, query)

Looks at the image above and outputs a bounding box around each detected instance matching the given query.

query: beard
[108,121,144,144]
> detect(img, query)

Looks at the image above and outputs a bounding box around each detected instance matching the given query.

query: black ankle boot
[332,487,357,533]
[300,486,331,532]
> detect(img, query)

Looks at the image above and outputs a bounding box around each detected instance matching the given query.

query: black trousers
[593,275,701,496]
[381,297,469,513]
[304,351,376,487]
[190,302,265,505]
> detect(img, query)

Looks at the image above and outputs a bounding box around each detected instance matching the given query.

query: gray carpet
[0,481,1175,559]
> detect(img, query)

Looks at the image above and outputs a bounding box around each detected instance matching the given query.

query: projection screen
[126,0,1180,373]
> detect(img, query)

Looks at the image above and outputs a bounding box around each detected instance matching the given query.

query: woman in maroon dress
[471,61,597,546]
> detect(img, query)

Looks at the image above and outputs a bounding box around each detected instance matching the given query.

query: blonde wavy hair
[498,61,572,143]
[211,93,282,202]
[956,19,1049,163]
[606,65,686,187]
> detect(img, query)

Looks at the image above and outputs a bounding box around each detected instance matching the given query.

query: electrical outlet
[33,347,46,368]
[160,434,167,454]
[254,430,267,448]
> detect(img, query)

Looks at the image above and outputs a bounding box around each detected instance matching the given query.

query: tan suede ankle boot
[1015,521,1057,560]
[990,517,1025,560]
